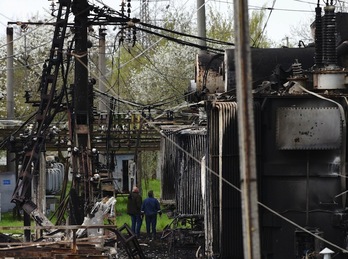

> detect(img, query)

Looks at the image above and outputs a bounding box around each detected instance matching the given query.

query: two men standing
[127,187,161,240]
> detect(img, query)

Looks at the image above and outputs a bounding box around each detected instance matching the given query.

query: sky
[0,0,318,45]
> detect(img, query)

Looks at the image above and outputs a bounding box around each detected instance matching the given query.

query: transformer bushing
[323,5,337,67]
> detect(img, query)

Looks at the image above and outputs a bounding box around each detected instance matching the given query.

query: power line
[0,15,58,50]
[253,0,277,47]
[136,26,224,53]
[249,5,315,13]
[81,45,193,113]
[293,0,318,5]
[139,21,235,47]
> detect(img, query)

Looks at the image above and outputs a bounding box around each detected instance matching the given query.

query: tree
[111,6,273,179]
[0,4,273,180]
[206,6,271,48]
[207,7,233,46]
[128,41,194,105]
[289,4,348,48]
[249,8,272,48]
[0,15,67,119]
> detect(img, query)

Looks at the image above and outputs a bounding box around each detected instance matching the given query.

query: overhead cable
[253,0,277,47]
[139,21,234,47]
[136,26,224,53]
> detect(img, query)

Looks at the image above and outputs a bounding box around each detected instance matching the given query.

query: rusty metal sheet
[276,107,342,150]
[195,53,225,94]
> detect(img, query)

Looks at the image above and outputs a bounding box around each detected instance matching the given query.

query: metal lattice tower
[140,0,150,24]
[135,0,169,47]
[140,0,150,47]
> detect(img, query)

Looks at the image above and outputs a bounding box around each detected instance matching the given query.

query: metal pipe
[197,0,207,52]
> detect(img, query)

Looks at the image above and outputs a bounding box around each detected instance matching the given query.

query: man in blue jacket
[141,190,161,240]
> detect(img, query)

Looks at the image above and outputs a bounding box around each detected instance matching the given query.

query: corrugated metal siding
[159,132,177,202]
[160,126,206,215]
[176,130,206,215]
[206,101,261,258]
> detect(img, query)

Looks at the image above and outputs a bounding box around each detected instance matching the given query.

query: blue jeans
[130,214,142,236]
[145,214,157,238]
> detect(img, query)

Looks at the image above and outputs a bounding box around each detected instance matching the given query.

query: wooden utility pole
[233,0,261,258]
[73,0,90,125]
[72,0,94,215]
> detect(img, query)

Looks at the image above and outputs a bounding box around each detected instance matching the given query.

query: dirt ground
[116,232,204,259]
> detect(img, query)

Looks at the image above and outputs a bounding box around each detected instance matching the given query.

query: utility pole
[233,0,261,258]
[6,27,16,173]
[73,0,90,123]
[6,27,14,120]
[72,0,94,216]
[197,0,207,53]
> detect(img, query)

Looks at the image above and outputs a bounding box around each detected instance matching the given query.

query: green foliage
[105,8,196,113]
[127,41,195,106]
[207,8,234,44]
[249,9,271,48]
[0,14,78,125]
[162,9,193,34]
[0,16,57,119]
[0,179,169,235]
[138,151,159,186]
[0,212,32,234]
[206,6,271,48]
[107,41,151,103]
[0,5,274,121]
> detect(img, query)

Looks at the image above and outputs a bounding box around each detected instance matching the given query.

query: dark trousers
[145,214,157,238]
[130,214,142,236]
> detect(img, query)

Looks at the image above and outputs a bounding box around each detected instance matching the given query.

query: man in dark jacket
[141,190,161,240]
[127,186,142,237]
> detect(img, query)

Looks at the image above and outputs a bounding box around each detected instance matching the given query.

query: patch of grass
[0,209,59,235]
[0,179,172,236]
[115,179,172,233]
[0,212,30,234]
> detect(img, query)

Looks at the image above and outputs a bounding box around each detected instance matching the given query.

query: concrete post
[197,0,207,53]
[6,27,16,182]
[6,27,14,120]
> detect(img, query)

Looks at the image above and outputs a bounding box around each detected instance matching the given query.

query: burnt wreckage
[162,3,348,259]
[9,0,131,221]
[3,0,144,258]
[4,0,348,259]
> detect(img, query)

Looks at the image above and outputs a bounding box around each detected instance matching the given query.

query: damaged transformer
[189,2,348,259]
